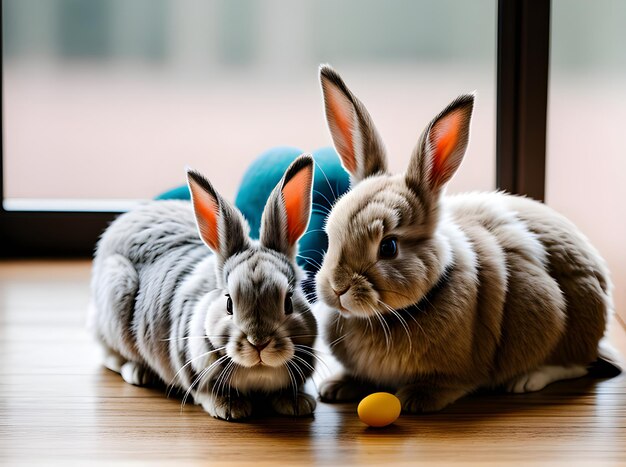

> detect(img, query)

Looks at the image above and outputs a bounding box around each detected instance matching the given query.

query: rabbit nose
[247,337,270,352]
[332,285,350,297]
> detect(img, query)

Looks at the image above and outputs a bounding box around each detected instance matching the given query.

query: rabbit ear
[260,154,314,258]
[406,94,474,194]
[187,169,249,259]
[319,65,388,184]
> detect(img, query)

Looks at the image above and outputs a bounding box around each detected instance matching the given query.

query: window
[2,0,548,257]
[546,0,626,321]
[3,0,496,209]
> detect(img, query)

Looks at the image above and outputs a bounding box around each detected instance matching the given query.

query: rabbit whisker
[313,188,336,212]
[212,359,234,402]
[293,343,332,357]
[299,228,327,240]
[327,332,349,349]
[298,257,324,271]
[285,361,299,407]
[167,346,226,396]
[370,306,392,353]
[377,299,413,353]
[312,200,332,213]
[314,161,338,201]
[180,366,211,412]
[312,208,332,217]
[294,345,332,375]
[299,248,327,255]
[380,297,427,339]
[220,361,237,399]
[290,357,309,383]
[193,354,231,402]
[291,354,317,376]
[296,254,323,268]
[181,354,229,411]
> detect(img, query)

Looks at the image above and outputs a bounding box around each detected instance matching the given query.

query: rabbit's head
[187,155,316,377]
[316,65,474,318]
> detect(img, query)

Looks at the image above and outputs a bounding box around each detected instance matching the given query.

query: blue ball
[154,185,190,201]
[155,146,350,278]
[234,146,305,239]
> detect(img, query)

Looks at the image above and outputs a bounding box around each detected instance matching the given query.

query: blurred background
[3,0,497,207]
[2,0,625,317]
[547,0,626,321]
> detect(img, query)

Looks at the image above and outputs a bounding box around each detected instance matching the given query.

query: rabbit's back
[94,201,202,265]
[501,195,610,366]
[447,192,610,382]
[91,201,214,383]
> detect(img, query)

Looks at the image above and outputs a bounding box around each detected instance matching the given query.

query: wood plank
[0,260,624,466]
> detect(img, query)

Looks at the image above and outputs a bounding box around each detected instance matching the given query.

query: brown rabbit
[315,65,621,413]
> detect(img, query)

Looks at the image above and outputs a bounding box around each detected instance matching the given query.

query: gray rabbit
[90,155,318,420]
[315,66,621,413]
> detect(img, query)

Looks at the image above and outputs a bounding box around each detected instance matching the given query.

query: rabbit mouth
[231,352,286,369]
[318,271,383,317]
[324,285,381,318]
[227,337,294,369]
[323,293,378,318]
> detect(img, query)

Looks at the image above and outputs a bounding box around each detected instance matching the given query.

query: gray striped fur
[90,158,317,421]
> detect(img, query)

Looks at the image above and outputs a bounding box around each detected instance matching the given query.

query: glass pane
[547,0,626,320]
[4,0,496,210]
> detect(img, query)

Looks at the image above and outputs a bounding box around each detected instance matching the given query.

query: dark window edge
[0,210,120,258]
[496,0,550,202]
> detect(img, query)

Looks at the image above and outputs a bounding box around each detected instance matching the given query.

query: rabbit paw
[396,385,468,413]
[319,373,372,402]
[102,349,125,374]
[506,365,588,393]
[201,393,253,421]
[120,361,152,386]
[271,391,317,416]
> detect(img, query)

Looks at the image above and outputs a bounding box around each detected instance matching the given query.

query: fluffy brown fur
[315,65,621,412]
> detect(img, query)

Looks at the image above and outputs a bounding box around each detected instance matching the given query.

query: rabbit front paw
[120,361,153,386]
[271,391,316,416]
[318,373,373,402]
[201,393,253,421]
[506,365,588,393]
[396,385,468,413]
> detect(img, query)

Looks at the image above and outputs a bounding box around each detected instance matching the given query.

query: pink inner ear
[282,165,312,245]
[190,184,220,250]
[325,85,357,173]
[431,110,462,187]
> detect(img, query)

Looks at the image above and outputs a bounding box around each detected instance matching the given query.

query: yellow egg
[357,392,401,427]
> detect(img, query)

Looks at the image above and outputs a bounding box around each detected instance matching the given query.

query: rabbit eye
[225,294,233,315]
[379,237,398,259]
[284,293,293,315]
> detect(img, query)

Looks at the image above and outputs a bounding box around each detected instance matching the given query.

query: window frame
[0,0,550,258]
[496,0,550,202]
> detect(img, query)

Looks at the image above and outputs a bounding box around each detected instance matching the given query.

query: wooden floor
[1,261,625,466]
